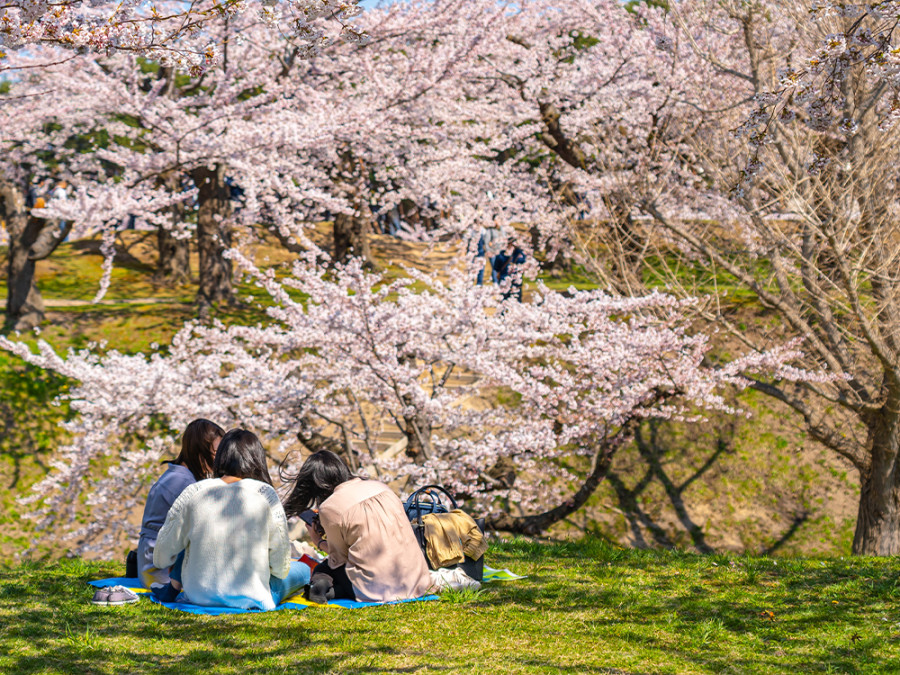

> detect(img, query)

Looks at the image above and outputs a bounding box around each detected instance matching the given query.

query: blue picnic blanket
[88,578,439,615]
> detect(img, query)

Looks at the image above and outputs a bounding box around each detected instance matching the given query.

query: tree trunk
[852,408,900,555]
[330,152,376,267]
[606,198,645,294]
[154,174,191,286]
[190,165,234,314]
[529,224,572,278]
[401,394,432,465]
[154,226,191,286]
[2,181,59,331]
[5,215,45,332]
[333,211,374,267]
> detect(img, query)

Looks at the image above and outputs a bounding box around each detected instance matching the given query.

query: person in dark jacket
[137,419,224,591]
[492,238,526,301]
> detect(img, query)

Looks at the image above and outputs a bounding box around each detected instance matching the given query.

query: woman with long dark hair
[283,450,432,603]
[137,418,224,590]
[153,429,310,609]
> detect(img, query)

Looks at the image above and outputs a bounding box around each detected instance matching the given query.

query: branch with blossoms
[671,1,900,188]
[0,0,368,74]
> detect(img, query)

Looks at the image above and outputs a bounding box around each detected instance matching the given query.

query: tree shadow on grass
[69,236,157,274]
[0,359,66,514]
[1,600,457,675]
[481,542,899,674]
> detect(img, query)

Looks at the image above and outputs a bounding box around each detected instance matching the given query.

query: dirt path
[43,297,184,308]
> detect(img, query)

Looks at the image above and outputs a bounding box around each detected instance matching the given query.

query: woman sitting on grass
[154,429,310,610]
[283,450,432,603]
[137,418,224,591]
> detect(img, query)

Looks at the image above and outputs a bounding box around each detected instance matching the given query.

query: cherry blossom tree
[81,41,332,311]
[0,48,204,327]
[1,2,376,321]
[0,65,89,330]
[237,0,559,267]
[0,239,822,555]
[725,1,900,153]
[0,58,191,328]
[622,1,900,555]
[487,0,900,554]
[1,17,346,316]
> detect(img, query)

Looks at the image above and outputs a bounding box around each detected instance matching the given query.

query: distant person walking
[492,237,526,302]
[51,180,69,236]
[27,178,51,210]
[475,218,502,286]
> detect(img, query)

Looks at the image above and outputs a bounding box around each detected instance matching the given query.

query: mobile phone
[300,510,326,539]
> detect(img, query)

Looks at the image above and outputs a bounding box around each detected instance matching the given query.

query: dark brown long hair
[172,419,225,481]
[282,450,353,517]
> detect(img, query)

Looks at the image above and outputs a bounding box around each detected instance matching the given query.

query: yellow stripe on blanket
[282,592,340,608]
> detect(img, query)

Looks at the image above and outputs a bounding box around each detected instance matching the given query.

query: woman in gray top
[137,419,224,589]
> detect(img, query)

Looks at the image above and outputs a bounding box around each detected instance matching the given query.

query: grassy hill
[1,539,898,674]
[0,230,859,560]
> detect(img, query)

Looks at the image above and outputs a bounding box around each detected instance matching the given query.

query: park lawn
[1,539,898,675]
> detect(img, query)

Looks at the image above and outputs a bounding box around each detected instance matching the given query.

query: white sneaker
[429,567,481,592]
[103,585,139,605]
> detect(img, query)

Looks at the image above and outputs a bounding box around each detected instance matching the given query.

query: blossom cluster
[0,0,366,73]
[716,1,900,180]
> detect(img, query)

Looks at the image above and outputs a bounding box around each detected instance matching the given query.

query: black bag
[404,485,484,581]
[405,485,456,565]
[125,549,138,579]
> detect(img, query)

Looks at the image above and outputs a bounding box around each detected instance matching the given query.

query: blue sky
[359,0,400,8]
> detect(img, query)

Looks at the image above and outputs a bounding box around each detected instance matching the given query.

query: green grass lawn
[2,539,898,674]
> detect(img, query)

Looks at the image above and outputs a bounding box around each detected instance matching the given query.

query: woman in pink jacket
[283,451,432,603]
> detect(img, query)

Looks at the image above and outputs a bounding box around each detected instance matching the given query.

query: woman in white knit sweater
[154,429,310,610]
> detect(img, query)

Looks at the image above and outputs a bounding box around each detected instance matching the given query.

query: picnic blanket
[87,578,438,615]
[88,564,523,616]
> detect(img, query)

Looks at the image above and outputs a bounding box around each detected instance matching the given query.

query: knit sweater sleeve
[153,482,200,569]
[262,484,290,579]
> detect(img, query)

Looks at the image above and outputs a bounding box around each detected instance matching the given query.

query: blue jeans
[270,561,312,604]
[150,550,186,602]
[169,550,185,585]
